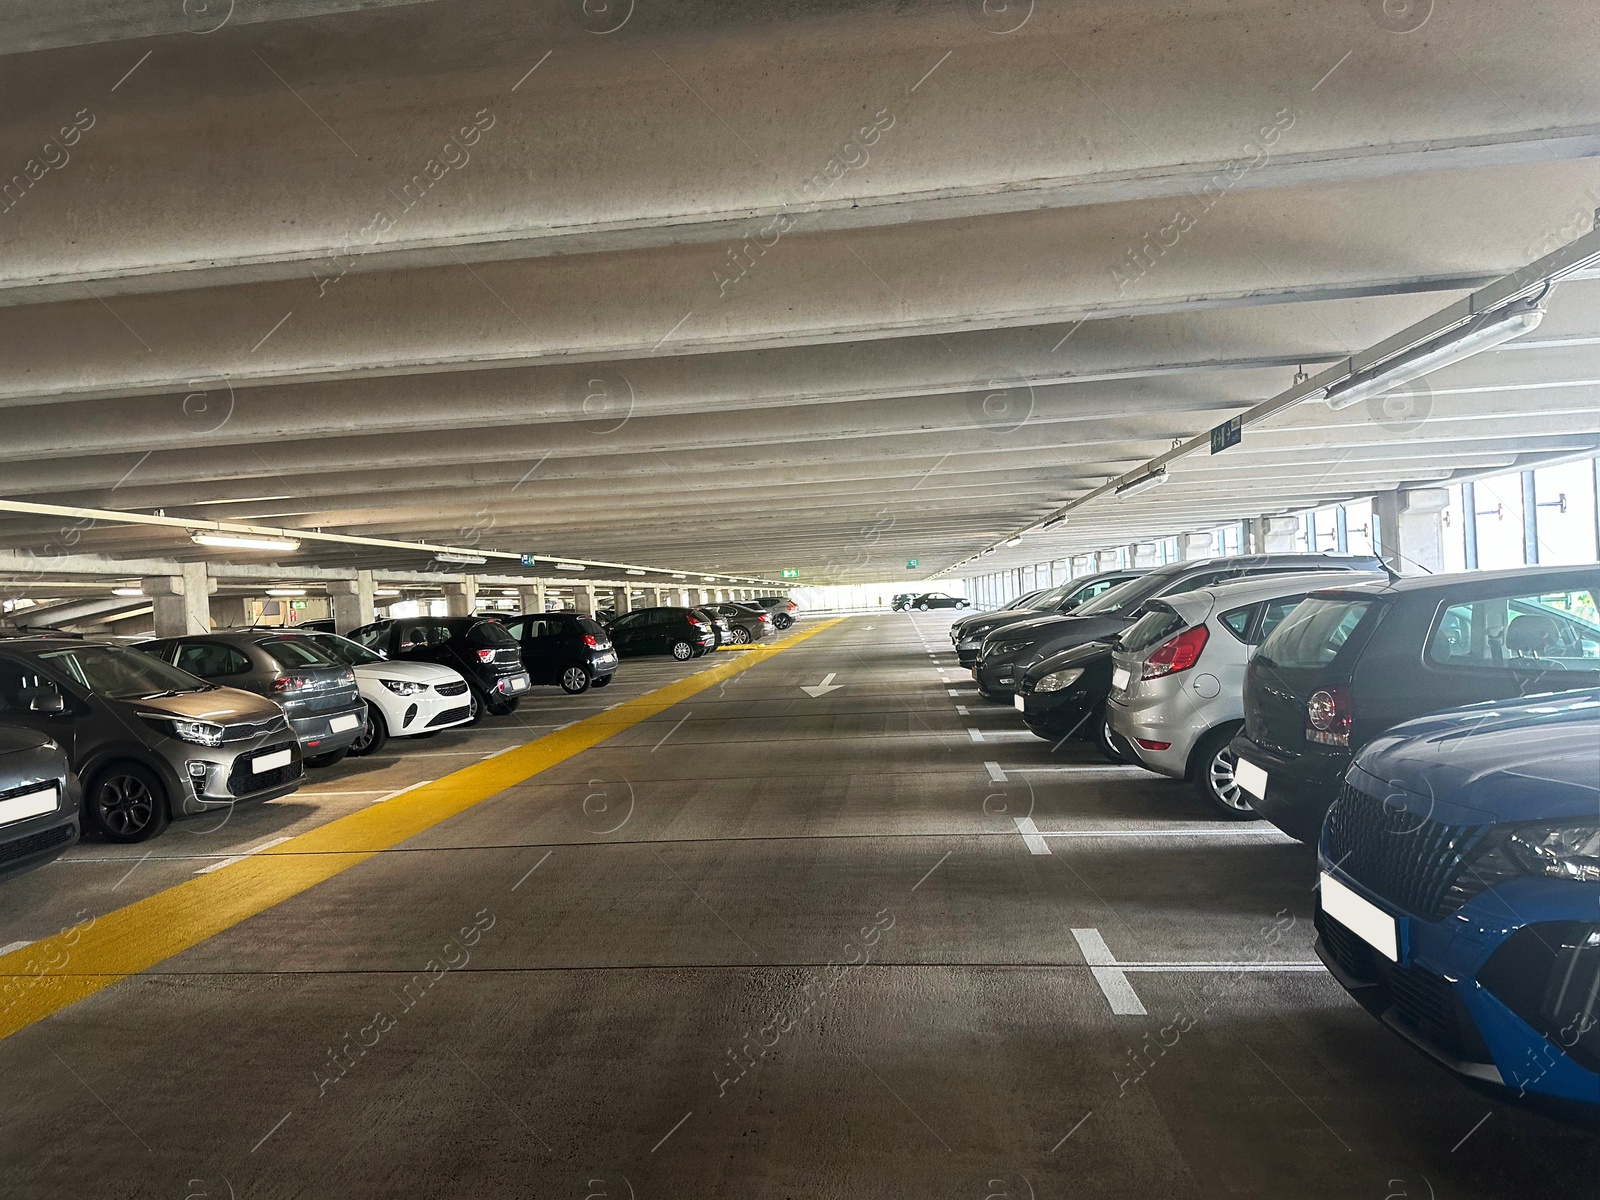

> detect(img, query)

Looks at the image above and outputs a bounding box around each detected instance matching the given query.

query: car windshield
[257,636,342,669]
[1257,597,1375,669]
[1025,584,1074,609]
[307,634,385,666]
[1073,573,1164,617]
[38,645,212,699]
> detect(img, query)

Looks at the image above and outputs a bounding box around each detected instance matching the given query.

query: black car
[706,603,772,644]
[951,571,1145,666]
[973,554,1384,700]
[890,594,918,612]
[502,612,617,694]
[1233,564,1600,844]
[695,608,735,649]
[0,725,79,879]
[606,607,717,660]
[349,617,531,720]
[909,592,970,611]
[1013,639,1122,757]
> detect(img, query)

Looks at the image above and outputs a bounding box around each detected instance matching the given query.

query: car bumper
[974,654,1027,698]
[1229,736,1348,843]
[288,703,369,755]
[1017,684,1101,739]
[149,736,306,813]
[0,775,80,881]
[588,651,619,675]
[377,687,475,736]
[1105,691,1213,780]
[1315,862,1600,1124]
[491,671,533,696]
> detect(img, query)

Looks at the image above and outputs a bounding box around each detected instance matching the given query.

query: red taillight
[1141,625,1209,680]
[270,675,288,694]
[582,634,597,648]
[1306,687,1353,747]
[271,674,312,693]
[689,618,707,628]
[476,648,495,662]
[1135,738,1172,751]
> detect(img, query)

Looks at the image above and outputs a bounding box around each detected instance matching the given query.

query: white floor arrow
[800,672,843,697]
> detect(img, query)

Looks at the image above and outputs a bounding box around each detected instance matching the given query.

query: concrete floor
[1,614,1596,1198]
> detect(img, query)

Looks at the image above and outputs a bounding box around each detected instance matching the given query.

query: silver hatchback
[1105,570,1385,818]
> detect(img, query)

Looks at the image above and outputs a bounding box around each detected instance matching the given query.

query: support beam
[141,561,212,636]
[573,585,598,617]
[1374,488,1450,575]
[442,577,477,617]
[517,583,546,615]
[1178,532,1214,560]
[612,587,632,615]
[327,570,375,635]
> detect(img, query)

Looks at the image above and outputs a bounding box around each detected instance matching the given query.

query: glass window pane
[1473,472,1526,569]
[1533,460,1599,566]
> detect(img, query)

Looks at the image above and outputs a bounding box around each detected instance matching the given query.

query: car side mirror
[29,689,66,714]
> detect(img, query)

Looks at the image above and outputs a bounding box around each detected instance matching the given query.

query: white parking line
[985,761,1008,783]
[0,940,32,955]
[968,728,983,743]
[956,706,970,715]
[372,779,434,804]
[1041,828,1285,840]
[195,836,293,875]
[1012,816,1052,855]
[1072,928,1147,1015]
[969,729,1035,743]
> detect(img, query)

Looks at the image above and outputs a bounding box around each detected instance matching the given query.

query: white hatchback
[300,631,475,755]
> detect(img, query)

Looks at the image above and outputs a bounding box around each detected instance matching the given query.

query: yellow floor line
[0,617,846,1041]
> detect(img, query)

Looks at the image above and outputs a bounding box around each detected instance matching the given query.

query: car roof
[1159,570,1390,613]
[1308,563,1600,598]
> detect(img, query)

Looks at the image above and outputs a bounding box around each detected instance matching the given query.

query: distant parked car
[695,608,735,648]
[0,637,302,843]
[607,607,717,660]
[1316,688,1600,1128]
[348,617,531,721]
[501,612,617,694]
[0,725,79,879]
[295,631,473,756]
[1233,565,1600,843]
[891,594,917,612]
[707,603,772,644]
[753,596,799,629]
[143,631,366,767]
[952,571,1145,666]
[1103,571,1385,817]
[910,593,970,611]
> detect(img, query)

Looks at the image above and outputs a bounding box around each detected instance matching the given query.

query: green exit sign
[780,568,799,579]
[289,600,308,610]
[906,559,919,569]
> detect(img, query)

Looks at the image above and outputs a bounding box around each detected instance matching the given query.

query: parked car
[606,607,717,660]
[142,631,366,767]
[909,593,970,611]
[0,637,302,843]
[1316,688,1600,1128]
[974,554,1384,700]
[294,630,473,755]
[1014,639,1121,756]
[706,603,773,644]
[0,725,79,879]
[696,608,735,648]
[1233,565,1600,844]
[891,594,918,612]
[1102,571,1386,817]
[753,596,799,629]
[347,617,531,721]
[952,571,1145,666]
[501,612,617,694]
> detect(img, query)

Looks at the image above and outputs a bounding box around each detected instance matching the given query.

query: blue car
[1315,688,1600,1127]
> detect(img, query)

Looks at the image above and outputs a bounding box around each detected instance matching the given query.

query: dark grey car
[0,724,79,879]
[143,631,366,767]
[951,570,1146,666]
[707,603,773,644]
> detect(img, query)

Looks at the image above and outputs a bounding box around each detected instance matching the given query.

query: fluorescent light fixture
[981,547,996,556]
[191,532,300,553]
[702,576,716,582]
[1005,536,1023,547]
[625,569,647,576]
[500,589,518,596]
[374,589,401,598]
[1114,468,1170,499]
[265,588,306,597]
[555,562,584,571]
[433,552,487,565]
[112,587,143,597]
[1324,300,1546,411]
[671,573,687,580]
[1041,514,1067,529]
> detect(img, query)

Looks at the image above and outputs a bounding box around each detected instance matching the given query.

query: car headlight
[381,678,428,696]
[139,714,225,746]
[1032,668,1084,694]
[993,640,1030,657]
[1506,822,1600,883]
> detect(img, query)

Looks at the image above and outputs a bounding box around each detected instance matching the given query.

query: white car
[300,631,474,755]
[1105,570,1385,818]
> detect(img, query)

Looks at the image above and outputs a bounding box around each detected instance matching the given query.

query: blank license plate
[1321,872,1399,961]
[1013,694,1026,712]
[329,713,361,733]
[508,674,530,692]
[1111,666,1130,692]
[252,749,292,774]
[0,786,57,826]
[1234,757,1267,799]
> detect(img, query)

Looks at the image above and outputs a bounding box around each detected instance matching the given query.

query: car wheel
[348,704,388,757]
[775,613,793,629]
[1192,727,1257,820]
[486,695,520,716]
[560,666,591,694]
[729,626,750,644]
[918,603,930,611]
[671,640,695,660]
[1093,713,1124,764]
[86,762,170,844]
[466,688,485,725]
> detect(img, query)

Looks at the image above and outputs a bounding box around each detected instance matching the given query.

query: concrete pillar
[573,584,598,617]
[1095,549,1121,571]
[327,570,375,635]
[645,586,665,607]
[1258,516,1300,554]
[612,587,633,615]
[676,587,694,607]
[517,583,546,615]
[143,561,213,637]
[442,575,477,617]
[1178,531,1214,561]
[1373,488,1448,575]
[210,595,249,629]
[1242,518,1263,554]
[1126,542,1158,568]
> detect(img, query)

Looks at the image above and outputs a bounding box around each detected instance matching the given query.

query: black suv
[502,612,617,694]
[607,607,717,660]
[0,725,79,879]
[349,617,531,720]
[1233,565,1600,843]
[952,570,1144,666]
[974,554,1384,700]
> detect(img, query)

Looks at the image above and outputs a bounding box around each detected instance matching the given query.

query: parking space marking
[969,729,1035,743]
[956,705,970,715]
[0,940,32,956]
[1012,816,1052,855]
[372,779,434,804]
[1041,828,1286,840]
[1072,928,1147,1015]
[194,836,294,875]
[968,728,984,743]
[984,761,1008,783]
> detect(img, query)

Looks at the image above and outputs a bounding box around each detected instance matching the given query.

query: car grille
[426,706,471,728]
[220,715,289,743]
[1322,781,1490,919]
[0,821,73,867]
[434,680,469,697]
[227,743,301,797]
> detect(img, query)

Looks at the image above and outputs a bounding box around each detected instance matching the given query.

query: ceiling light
[1114,468,1170,498]
[433,551,487,565]
[374,589,401,598]
[625,569,646,576]
[1324,299,1546,411]
[1041,514,1067,529]
[671,573,687,580]
[702,576,716,582]
[555,562,584,571]
[500,589,518,596]
[112,587,143,597]
[191,532,300,553]
[266,588,306,597]
[1005,536,1023,547]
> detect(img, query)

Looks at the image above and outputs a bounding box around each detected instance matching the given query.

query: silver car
[1105,571,1385,818]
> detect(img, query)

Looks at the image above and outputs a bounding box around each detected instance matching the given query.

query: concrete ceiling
[2,0,1598,581]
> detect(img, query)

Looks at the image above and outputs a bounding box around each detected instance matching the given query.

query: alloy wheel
[672,641,694,660]
[97,773,157,837]
[1208,746,1250,812]
[562,666,590,693]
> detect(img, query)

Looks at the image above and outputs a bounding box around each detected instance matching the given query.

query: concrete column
[645,586,665,607]
[1178,531,1214,561]
[210,595,249,629]
[574,584,598,616]
[517,583,546,614]
[1241,518,1263,554]
[1095,549,1121,571]
[612,587,633,615]
[1258,516,1300,553]
[1373,488,1448,575]
[142,561,213,637]
[327,570,375,634]
[1126,542,1158,568]
[442,575,477,617]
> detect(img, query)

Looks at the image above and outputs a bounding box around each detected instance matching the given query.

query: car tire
[1191,725,1257,820]
[671,640,695,660]
[560,666,591,694]
[918,603,930,611]
[1093,712,1124,764]
[774,613,793,629]
[305,747,348,769]
[466,689,485,725]
[86,761,170,844]
[348,704,388,757]
[729,626,750,644]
